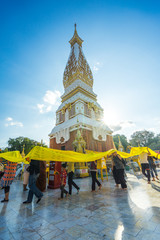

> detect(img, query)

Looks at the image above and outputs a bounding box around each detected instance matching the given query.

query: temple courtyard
[0,172,160,240]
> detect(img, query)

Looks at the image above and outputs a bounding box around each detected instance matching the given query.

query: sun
[102,108,120,126]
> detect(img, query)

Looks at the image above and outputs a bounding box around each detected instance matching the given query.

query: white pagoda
[49,25,115,153]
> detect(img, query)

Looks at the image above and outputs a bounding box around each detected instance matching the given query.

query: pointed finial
[74,23,77,31]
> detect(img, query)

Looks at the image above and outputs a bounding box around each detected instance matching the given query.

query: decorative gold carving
[69,23,83,47]
[62,87,97,103]
[60,137,65,143]
[61,103,72,114]
[63,27,93,89]
[87,102,99,112]
[98,135,102,141]
[72,128,86,153]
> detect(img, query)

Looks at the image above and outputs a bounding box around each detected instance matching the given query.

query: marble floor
[0,172,160,240]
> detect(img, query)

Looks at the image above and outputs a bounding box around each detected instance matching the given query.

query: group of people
[56,161,102,200]
[139,152,159,184]
[0,151,159,203]
[0,159,103,203]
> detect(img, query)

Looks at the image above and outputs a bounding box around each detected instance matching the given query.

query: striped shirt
[0,161,17,187]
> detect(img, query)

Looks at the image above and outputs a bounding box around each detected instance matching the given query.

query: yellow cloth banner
[130,147,159,159]
[0,151,24,163]
[0,146,159,163]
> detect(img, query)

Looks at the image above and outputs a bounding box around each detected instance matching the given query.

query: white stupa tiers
[49,25,113,150]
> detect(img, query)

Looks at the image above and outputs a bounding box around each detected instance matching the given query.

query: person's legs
[4,186,10,200]
[117,169,127,189]
[71,172,80,191]
[23,184,28,191]
[112,166,119,185]
[24,174,43,203]
[68,172,72,195]
[63,186,68,196]
[95,177,101,187]
[145,164,151,183]
[150,168,154,178]
[29,174,43,199]
[141,164,148,178]
[153,167,158,178]
[60,185,64,198]
[91,171,96,191]
[148,162,155,180]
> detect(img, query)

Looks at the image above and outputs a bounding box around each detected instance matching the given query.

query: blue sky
[0,0,160,148]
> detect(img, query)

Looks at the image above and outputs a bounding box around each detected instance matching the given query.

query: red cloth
[60,169,67,186]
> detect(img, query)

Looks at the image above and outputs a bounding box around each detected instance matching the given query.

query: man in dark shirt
[23,160,43,204]
[112,152,127,189]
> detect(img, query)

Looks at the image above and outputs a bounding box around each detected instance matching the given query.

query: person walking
[112,152,127,190]
[68,162,80,195]
[23,160,43,204]
[23,164,30,191]
[0,161,17,202]
[58,163,68,200]
[36,161,47,192]
[148,156,159,181]
[90,161,102,192]
[139,152,151,184]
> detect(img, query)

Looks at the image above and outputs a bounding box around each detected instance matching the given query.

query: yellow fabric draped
[0,151,24,163]
[130,147,159,159]
[25,146,111,162]
[0,146,159,163]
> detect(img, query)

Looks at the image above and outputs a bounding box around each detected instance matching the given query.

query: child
[58,163,68,200]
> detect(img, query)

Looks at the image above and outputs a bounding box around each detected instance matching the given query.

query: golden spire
[63,24,93,89]
[21,145,25,158]
[118,136,124,152]
[69,23,83,47]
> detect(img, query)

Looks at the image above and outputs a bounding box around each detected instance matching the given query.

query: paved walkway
[0,172,160,240]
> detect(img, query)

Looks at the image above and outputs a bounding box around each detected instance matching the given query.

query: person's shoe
[77,188,80,194]
[1,199,9,203]
[36,196,43,204]
[23,188,28,192]
[91,190,96,192]
[99,185,102,190]
[152,178,155,181]
[156,176,159,180]
[148,181,151,184]
[23,200,31,204]
[58,198,63,200]
[115,184,119,187]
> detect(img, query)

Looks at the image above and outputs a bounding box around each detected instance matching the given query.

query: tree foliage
[130,130,154,147]
[129,130,160,150]
[7,137,48,155]
[113,134,129,151]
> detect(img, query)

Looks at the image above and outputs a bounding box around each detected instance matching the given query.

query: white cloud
[92,62,102,72]
[6,117,13,122]
[93,66,99,71]
[5,117,23,127]
[43,90,61,105]
[109,121,135,132]
[37,90,61,114]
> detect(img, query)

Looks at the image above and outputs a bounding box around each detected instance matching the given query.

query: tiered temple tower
[49,25,115,152]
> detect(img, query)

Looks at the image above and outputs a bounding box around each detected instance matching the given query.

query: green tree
[113,134,129,151]
[147,134,160,150]
[129,130,155,147]
[8,137,48,155]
